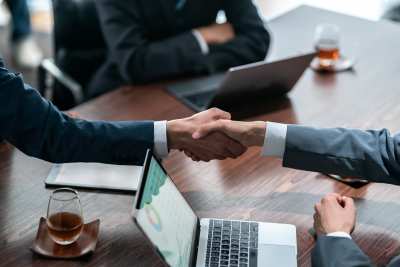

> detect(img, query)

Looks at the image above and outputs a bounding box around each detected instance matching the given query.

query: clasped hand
[167,108,247,162]
[170,109,358,237]
[168,108,267,162]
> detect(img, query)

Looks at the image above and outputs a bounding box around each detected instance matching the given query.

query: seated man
[193,119,400,266]
[89,0,270,97]
[0,58,246,164]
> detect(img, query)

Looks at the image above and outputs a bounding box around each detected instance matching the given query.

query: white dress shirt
[156,120,353,239]
[153,121,169,158]
[192,30,210,54]
[262,121,352,240]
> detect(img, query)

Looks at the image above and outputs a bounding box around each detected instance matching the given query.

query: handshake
[167,108,267,161]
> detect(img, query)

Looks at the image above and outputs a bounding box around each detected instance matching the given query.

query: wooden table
[2,6,400,267]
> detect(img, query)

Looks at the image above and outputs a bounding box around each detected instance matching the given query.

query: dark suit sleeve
[96,0,269,84]
[0,62,154,165]
[96,0,208,84]
[283,125,400,185]
[205,0,270,72]
[312,236,373,267]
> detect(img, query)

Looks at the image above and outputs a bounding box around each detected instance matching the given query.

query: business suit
[282,125,400,266]
[0,59,153,164]
[312,235,400,267]
[89,0,270,97]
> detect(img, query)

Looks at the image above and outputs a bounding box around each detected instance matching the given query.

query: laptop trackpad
[258,244,297,267]
[259,223,297,246]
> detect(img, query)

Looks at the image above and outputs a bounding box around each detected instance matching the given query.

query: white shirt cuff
[326,232,352,239]
[192,30,209,55]
[153,121,169,158]
[262,122,288,157]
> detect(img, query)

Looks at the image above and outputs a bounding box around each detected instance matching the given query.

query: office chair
[38,0,106,110]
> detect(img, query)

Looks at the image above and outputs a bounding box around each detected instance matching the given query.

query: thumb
[211,108,231,120]
[342,196,355,210]
[192,121,224,139]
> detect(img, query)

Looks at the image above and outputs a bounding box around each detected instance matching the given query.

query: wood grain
[1,6,400,267]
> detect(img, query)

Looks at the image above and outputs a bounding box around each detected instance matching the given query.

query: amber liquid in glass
[47,212,83,245]
[318,47,340,61]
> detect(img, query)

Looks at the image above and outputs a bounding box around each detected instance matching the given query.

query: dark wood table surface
[2,6,400,267]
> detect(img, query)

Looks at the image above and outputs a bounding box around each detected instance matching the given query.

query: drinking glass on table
[314,24,340,67]
[46,188,83,245]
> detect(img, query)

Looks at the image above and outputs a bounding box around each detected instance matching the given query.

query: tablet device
[45,163,142,192]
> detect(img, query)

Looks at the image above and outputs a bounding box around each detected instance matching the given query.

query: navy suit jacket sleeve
[283,125,400,185]
[205,0,270,72]
[0,60,154,164]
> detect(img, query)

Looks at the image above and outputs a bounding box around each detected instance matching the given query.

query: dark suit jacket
[312,236,400,267]
[283,125,400,266]
[0,59,154,164]
[89,0,270,97]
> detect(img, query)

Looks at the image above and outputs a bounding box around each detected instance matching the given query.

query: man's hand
[197,23,235,45]
[167,108,247,162]
[192,120,266,147]
[313,193,356,235]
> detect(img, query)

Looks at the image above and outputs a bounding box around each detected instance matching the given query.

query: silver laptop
[132,150,297,267]
[167,53,315,118]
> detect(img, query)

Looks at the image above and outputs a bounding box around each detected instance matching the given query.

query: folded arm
[96,0,269,84]
[96,0,210,84]
[205,0,270,71]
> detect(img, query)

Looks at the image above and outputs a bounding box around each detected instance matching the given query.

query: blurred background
[1,0,400,88]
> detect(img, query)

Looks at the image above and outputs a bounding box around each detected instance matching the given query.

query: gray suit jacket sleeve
[312,236,373,267]
[283,125,400,185]
[313,236,400,267]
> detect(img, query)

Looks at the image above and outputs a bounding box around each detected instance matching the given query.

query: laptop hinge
[190,218,201,267]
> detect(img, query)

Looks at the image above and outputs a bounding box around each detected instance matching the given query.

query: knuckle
[217,120,225,128]
[210,107,220,114]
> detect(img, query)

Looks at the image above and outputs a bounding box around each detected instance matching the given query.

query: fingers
[193,120,227,139]
[324,193,341,201]
[65,111,80,118]
[322,193,354,209]
[342,196,356,211]
[185,131,247,162]
[192,108,230,139]
[208,107,231,121]
[318,194,356,216]
[321,193,342,206]
[201,132,238,160]
[225,140,247,159]
[314,202,322,213]
[184,150,200,162]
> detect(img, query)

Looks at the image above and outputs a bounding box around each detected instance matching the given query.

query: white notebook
[45,162,143,192]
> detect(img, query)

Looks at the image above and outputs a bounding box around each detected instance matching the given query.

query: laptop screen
[135,154,198,267]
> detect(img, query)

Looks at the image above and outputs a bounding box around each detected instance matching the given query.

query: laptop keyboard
[205,219,259,267]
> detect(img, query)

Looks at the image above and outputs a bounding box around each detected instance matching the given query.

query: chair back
[52,0,106,109]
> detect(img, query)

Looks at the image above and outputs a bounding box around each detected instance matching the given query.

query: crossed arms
[96,0,269,84]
